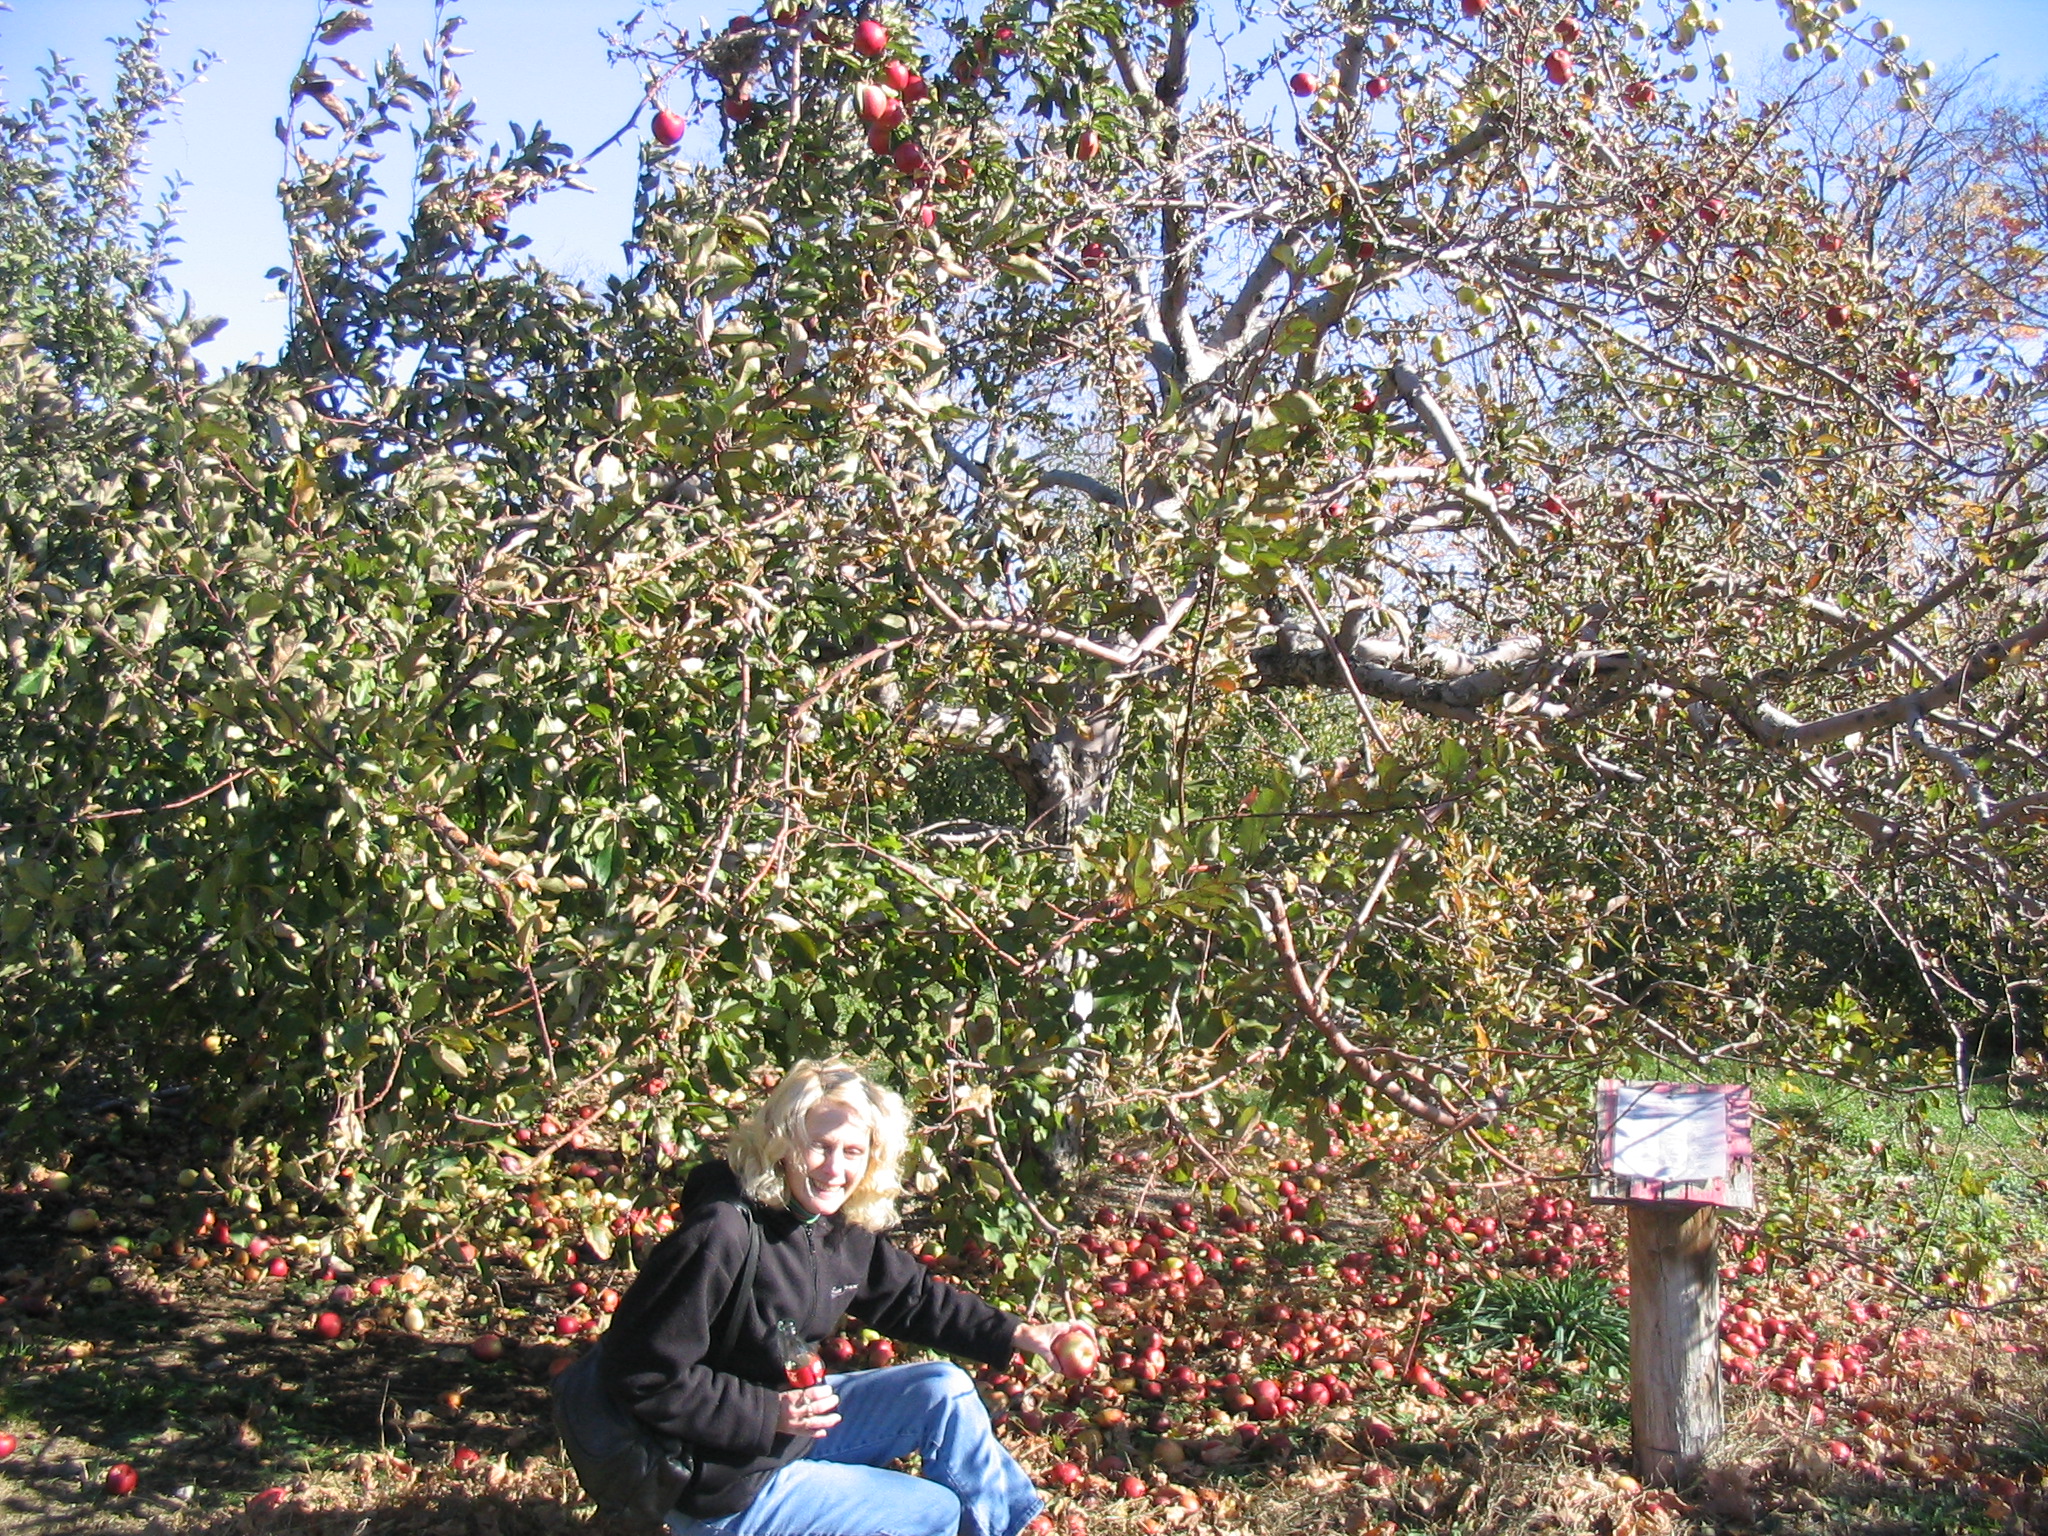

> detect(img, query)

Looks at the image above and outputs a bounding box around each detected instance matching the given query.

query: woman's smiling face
[786,1098,871,1217]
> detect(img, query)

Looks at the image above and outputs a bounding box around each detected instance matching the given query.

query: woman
[602,1059,1087,1536]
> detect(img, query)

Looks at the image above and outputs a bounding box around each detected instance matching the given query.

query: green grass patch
[1437,1271,1629,1370]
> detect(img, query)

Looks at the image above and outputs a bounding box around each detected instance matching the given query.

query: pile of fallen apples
[13,1120,2039,1525]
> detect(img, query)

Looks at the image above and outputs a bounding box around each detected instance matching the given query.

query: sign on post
[1591,1081,1753,1486]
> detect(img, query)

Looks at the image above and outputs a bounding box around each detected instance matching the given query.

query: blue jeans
[666,1362,1043,1536]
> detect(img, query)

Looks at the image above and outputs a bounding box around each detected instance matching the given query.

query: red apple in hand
[1051,1325,1099,1379]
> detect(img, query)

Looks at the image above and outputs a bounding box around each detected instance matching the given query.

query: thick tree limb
[1255,602,2048,778]
[1711,611,2048,750]
[1387,364,1524,553]
[941,436,1129,509]
[1154,4,1190,106]
[1250,624,1630,719]
[1211,231,1304,352]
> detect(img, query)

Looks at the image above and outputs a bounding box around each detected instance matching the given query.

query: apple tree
[1,0,2042,1273]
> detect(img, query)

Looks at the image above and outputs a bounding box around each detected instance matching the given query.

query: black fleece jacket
[599,1161,1021,1518]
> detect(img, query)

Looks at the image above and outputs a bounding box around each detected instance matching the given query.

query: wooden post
[1627,1202,1722,1485]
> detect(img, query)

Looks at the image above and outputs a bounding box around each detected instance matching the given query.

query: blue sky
[3,0,2043,366]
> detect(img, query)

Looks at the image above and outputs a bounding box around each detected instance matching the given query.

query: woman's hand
[1010,1321,1066,1361]
[775,1382,842,1438]
[1013,1319,1096,1373]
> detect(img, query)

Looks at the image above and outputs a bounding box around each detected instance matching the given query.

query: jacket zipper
[803,1218,822,1336]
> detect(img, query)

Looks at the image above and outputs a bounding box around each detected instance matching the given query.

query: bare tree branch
[1256,884,1498,1131]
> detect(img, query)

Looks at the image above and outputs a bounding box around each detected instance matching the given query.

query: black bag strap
[716,1199,760,1363]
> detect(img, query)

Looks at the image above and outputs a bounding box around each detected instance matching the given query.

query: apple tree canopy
[0,0,2042,1258]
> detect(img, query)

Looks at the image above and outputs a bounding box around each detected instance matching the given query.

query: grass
[1437,1272,1629,1369]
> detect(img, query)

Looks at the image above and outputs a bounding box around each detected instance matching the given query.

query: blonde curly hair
[727,1058,910,1231]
